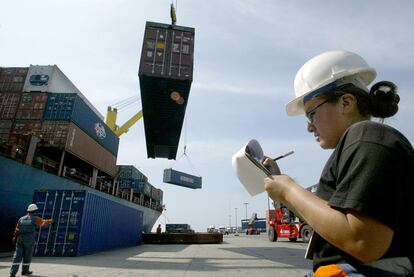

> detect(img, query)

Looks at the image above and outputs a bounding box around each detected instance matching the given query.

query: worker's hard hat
[285,50,377,116]
[27,204,38,212]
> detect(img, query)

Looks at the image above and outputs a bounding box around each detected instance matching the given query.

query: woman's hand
[262,156,281,175]
[264,175,294,203]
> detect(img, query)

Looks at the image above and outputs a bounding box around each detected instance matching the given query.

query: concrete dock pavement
[0,234,312,276]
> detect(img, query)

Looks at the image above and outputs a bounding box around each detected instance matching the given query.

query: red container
[139,21,194,80]
[15,92,47,119]
[41,121,117,176]
[0,67,29,92]
[0,92,21,119]
[9,120,42,145]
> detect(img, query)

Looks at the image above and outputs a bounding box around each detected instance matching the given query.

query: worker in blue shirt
[9,203,53,277]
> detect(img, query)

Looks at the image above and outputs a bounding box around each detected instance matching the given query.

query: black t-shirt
[312,120,414,270]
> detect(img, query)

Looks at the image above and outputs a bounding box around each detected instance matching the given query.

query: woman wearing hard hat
[9,203,54,277]
[263,50,413,276]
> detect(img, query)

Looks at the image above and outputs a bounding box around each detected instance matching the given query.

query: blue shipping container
[32,190,143,256]
[163,168,202,189]
[117,178,145,193]
[241,218,266,232]
[43,93,119,156]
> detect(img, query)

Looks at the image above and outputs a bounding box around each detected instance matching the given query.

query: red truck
[266,201,313,243]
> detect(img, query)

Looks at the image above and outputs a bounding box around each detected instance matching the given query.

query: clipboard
[245,146,272,177]
[232,139,271,196]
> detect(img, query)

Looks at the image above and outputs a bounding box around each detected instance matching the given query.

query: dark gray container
[43,93,119,156]
[163,168,202,189]
[138,21,195,160]
[32,189,143,256]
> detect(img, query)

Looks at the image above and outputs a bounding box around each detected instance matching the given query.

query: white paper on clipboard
[232,139,271,196]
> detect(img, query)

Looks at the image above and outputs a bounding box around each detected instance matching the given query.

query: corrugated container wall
[15,92,47,119]
[163,168,201,189]
[33,190,143,257]
[0,67,28,92]
[44,93,119,156]
[41,121,117,176]
[138,21,195,160]
[9,120,42,145]
[23,65,103,120]
[0,120,12,143]
[0,92,21,119]
[116,165,149,192]
[139,22,194,80]
[117,165,148,181]
[117,179,145,192]
[143,182,153,196]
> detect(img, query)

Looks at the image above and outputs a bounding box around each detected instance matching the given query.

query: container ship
[0,65,163,255]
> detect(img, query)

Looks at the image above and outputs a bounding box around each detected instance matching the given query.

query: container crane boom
[105,107,143,137]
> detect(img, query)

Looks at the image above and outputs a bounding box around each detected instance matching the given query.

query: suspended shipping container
[44,93,119,156]
[163,168,201,189]
[32,189,143,257]
[41,121,117,176]
[0,67,28,92]
[23,65,103,120]
[138,21,195,159]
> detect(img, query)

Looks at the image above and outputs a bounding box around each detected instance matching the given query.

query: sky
[1,0,414,232]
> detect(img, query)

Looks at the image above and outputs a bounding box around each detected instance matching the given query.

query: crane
[106,106,143,137]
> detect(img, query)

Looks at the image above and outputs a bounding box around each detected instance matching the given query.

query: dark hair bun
[369,81,399,118]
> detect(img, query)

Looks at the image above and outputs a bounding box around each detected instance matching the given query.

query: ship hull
[0,156,161,253]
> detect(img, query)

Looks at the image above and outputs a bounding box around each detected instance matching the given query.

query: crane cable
[169,114,201,177]
[110,95,141,112]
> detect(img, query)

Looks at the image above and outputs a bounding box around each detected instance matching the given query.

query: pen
[273,150,294,161]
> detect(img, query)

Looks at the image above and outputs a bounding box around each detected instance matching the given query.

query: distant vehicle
[207,225,217,233]
[246,213,260,235]
[218,226,229,235]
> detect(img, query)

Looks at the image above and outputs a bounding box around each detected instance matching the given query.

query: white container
[23,65,103,120]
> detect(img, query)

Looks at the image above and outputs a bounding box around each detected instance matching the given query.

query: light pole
[235,208,238,232]
[229,214,232,231]
[243,202,248,220]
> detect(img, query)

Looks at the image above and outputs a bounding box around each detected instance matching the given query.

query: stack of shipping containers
[0,64,164,256]
[0,65,119,187]
[117,165,163,212]
[0,67,28,151]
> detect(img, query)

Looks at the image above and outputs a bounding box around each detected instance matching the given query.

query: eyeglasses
[305,98,331,124]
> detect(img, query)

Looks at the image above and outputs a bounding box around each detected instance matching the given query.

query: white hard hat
[27,204,38,212]
[285,50,377,116]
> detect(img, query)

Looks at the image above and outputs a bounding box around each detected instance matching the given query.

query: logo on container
[94,123,106,139]
[29,74,49,86]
